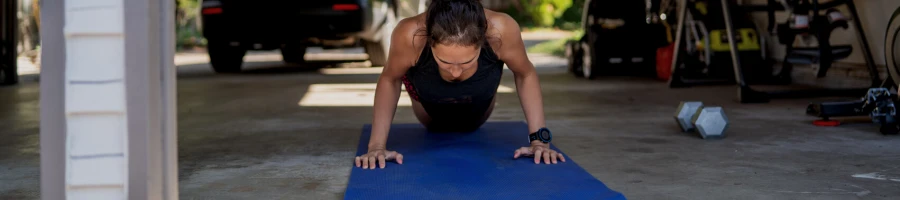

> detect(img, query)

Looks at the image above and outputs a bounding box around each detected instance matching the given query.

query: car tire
[0,64,17,85]
[207,41,246,73]
[281,44,307,63]
[565,40,584,77]
[365,3,396,67]
[364,40,387,67]
[580,41,600,79]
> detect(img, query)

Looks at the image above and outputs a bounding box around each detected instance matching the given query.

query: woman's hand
[513,142,566,164]
[355,148,404,169]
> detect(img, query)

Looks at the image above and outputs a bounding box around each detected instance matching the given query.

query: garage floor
[2,46,900,199]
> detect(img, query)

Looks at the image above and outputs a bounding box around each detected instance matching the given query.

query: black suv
[200,0,428,73]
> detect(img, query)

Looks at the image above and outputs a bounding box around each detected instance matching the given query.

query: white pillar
[42,0,177,199]
[40,0,66,199]
[63,0,129,196]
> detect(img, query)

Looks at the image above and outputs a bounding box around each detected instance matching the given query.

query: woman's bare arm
[490,13,546,134]
[357,16,428,169]
[490,12,564,165]
[370,17,422,150]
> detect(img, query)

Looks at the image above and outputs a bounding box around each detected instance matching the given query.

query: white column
[52,0,178,199]
[63,0,129,199]
[40,0,66,198]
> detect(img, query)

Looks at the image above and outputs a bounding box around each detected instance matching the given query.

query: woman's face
[431,43,480,81]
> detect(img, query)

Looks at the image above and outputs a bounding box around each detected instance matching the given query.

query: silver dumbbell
[675,101,729,139]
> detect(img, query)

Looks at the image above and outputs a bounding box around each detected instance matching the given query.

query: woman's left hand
[513,142,566,164]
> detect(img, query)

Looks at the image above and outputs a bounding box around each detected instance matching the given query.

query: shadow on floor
[176,59,368,80]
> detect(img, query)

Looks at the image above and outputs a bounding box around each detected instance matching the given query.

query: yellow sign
[709,28,761,52]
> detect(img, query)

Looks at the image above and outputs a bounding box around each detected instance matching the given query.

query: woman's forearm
[514,70,546,134]
[369,76,402,150]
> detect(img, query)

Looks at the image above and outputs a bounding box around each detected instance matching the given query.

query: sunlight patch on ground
[16,57,40,76]
[298,83,515,107]
[319,67,385,75]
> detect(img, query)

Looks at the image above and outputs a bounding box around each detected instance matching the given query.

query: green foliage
[501,4,535,28]
[177,0,200,27]
[526,29,584,57]
[558,0,584,26]
[177,25,206,49]
[520,0,573,27]
[504,0,583,30]
[527,38,567,56]
[176,0,204,50]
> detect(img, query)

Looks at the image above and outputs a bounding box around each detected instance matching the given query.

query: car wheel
[281,44,307,63]
[207,41,246,73]
[0,63,17,85]
[365,3,396,67]
[580,41,599,79]
[364,41,387,67]
[565,40,584,76]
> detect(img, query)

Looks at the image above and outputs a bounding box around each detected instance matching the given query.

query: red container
[655,43,675,81]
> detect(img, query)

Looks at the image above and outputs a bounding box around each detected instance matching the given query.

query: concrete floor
[3,47,900,199]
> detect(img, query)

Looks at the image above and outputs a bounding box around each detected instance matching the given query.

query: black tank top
[404,40,505,125]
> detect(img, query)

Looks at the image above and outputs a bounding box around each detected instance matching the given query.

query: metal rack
[667,0,883,103]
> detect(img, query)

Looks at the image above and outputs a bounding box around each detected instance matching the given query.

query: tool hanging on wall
[666,0,882,103]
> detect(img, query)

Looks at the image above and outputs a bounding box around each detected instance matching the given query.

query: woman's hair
[424,0,488,48]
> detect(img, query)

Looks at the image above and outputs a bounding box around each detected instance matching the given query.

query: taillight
[332,4,359,11]
[201,0,223,15]
[202,7,223,15]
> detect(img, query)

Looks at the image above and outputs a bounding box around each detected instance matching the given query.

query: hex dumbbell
[674,101,729,139]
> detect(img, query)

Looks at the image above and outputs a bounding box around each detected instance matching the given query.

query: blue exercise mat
[345,121,626,200]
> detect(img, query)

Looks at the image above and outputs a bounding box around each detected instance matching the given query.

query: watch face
[540,129,551,140]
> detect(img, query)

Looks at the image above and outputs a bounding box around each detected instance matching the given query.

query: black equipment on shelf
[567,0,670,79]
[667,0,882,103]
[804,5,900,135]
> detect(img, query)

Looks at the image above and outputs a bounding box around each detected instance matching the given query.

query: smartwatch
[529,127,552,144]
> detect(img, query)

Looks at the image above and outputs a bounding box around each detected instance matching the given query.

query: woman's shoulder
[484,9,524,56]
[388,14,429,67]
[394,14,429,50]
[485,9,519,33]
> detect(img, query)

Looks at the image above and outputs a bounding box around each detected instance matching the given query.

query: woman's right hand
[355,148,404,169]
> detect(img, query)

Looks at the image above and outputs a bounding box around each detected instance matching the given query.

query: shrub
[557,0,584,27]
[520,0,573,27]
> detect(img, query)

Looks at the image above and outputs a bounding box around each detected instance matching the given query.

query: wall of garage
[741,0,900,85]
[745,0,900,66]
[829,0,900,66]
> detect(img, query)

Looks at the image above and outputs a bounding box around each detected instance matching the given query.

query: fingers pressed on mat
[369,156,377,170]
[355,156,361,167]
[378,155,386,169]
[533,150,542,164]
[550,153,558,164]
[543,152,551,164]
[362,157,369,169]
[514,147,532,158]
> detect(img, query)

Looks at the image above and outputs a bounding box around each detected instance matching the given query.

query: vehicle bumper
[200,1,368,46]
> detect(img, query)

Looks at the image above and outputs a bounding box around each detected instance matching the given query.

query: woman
[354,0,565,169]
